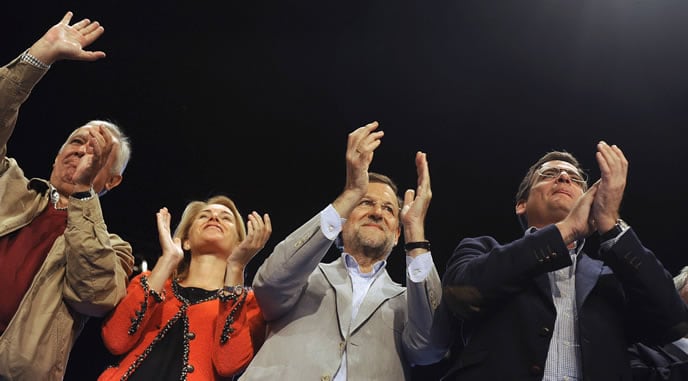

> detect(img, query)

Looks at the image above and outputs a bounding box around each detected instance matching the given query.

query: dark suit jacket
[629,341,688,381]
[440,224,688,381]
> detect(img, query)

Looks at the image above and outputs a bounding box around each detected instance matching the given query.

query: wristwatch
[218,285,245,302]
[71,188,94,200]
[223,285,244,296]
[599,219,630,242]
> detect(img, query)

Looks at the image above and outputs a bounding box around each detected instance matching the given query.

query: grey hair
[674,266,688,291]
[90,120,131,175]
[63,120,132,175]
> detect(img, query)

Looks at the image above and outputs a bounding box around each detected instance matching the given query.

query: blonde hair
[171,195,246,280]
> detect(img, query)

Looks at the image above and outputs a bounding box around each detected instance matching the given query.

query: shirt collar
[341,252,386,279]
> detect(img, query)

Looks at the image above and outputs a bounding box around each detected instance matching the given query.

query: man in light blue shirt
[240,121,443,381]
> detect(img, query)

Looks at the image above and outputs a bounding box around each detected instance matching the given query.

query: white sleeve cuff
[406,252,433,283]
[321,204,344,240]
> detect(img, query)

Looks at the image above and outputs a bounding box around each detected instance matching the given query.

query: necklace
[49,185,68,210]
[172,279,220,305]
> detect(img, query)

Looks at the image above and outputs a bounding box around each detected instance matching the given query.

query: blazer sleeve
[402,261,450,365]
[442,225,572,321]
[0,55,48,163]
[63,194,134,317]
[629,342,688,381]
[600,228,688,344]
[252,212,336,321]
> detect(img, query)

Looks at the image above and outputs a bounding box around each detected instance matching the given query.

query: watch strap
[599,219,629,242]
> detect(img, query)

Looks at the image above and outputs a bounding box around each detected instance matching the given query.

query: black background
[4,1,688,379]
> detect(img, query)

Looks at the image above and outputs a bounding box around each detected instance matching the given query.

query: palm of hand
[45,24,88,57]
[156,209,184,264]
[161,234,183,262]
[72,153,98,185]
[230,239,262,267]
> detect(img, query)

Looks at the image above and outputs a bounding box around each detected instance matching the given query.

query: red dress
[98,272,265,380]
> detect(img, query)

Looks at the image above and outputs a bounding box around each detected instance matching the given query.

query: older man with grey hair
[0,11,134,381]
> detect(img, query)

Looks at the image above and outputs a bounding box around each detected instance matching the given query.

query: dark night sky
[4,1,688,379]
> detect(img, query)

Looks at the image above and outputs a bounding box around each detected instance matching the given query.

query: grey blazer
[240,212,443,381]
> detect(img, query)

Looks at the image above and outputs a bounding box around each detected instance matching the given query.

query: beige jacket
[0,55,134,381]
[240,212,443,381]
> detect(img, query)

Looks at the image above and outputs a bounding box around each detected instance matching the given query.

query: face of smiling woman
[183,204,240,257]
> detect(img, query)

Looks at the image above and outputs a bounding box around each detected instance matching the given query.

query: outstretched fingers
[347,121,383,159]
[244,212,272,251]
[59,11,74,25]
[156,207,173,244]
[414,151,431,196]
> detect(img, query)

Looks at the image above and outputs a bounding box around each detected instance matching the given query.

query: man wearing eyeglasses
[436,142,688,380]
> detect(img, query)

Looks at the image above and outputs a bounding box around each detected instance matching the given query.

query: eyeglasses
[536,167,587,186]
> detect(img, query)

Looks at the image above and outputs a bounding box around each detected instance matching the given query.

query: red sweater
[98,273,265,380]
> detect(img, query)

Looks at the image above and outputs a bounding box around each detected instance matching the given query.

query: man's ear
[515,200,526,216]
[105,174,123,192]
[97,174,123,196]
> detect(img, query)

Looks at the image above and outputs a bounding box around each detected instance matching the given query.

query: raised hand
[228,212,272,270]
[156,207,184,267]
[400,151,432,249]
[592,141,628,233]
[333,121,384,218]
[556,181,599,244]
[29,11,106,65]
[146,207,184,292]
[71,125,118,190]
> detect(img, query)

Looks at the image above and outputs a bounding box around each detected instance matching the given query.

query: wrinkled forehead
[366,182,400,207]
[538,160,581,174]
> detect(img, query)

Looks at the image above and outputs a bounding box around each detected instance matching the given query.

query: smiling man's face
[341,182,401,263]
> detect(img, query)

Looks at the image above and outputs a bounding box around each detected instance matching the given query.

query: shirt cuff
[20,50,51,70]
[321,204,344,240]
[406,252,433,283]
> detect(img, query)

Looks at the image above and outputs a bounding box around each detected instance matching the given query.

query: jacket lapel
[320,259,353,339]
[575,254,603,308]
[321,258,405,336]
[350,270,404,334]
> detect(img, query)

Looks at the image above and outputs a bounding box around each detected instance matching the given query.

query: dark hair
[514,151,588,229]
[369,172,402,207]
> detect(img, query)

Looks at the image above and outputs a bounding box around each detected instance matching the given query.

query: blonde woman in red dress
[99,195,271,380]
